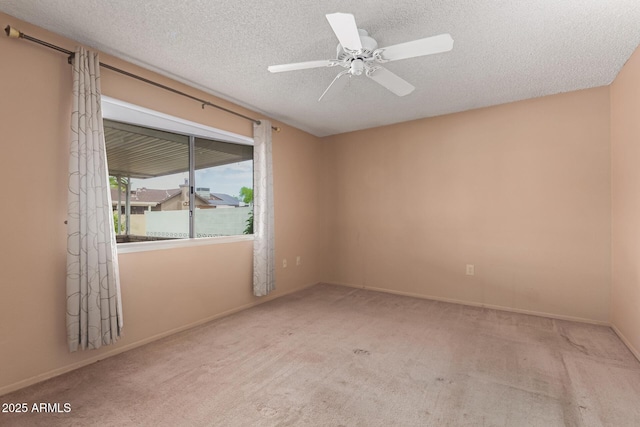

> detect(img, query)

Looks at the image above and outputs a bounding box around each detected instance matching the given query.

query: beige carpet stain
[2,284,640,426]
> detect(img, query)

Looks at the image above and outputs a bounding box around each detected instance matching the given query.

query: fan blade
[319,70,350,102]
[367,67,415,96]
[268,60,334,73]
[378,33,453,62]
[326,13,362,52]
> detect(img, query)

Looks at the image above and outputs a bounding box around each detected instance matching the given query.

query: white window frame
[102,96,255,254]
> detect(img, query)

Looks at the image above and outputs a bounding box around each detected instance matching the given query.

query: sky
[129,160,253,199]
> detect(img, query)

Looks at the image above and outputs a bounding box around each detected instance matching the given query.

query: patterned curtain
[66,47,123,352]
[253,120,276,296]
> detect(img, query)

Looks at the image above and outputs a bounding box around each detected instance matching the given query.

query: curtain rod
[4,25,281,132]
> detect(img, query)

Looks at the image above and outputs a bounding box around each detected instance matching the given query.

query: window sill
[117,235,254,254]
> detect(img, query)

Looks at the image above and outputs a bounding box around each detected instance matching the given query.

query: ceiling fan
[268,13,454,101]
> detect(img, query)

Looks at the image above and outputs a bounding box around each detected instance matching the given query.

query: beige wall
[159,195,185,211]
[322,88,612,323]
[129,214,146,236]
[0,13,324,395]
[611,45,640,359]
[2,10,636,396]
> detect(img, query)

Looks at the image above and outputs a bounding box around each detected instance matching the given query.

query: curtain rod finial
[5,25,22,39]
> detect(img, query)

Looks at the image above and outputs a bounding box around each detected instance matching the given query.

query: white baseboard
[324,281,610,326]
[611,324,640,363]
[0,281,318,397]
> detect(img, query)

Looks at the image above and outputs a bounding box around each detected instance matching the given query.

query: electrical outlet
[296,256,301,266]
[283,259,287,268]
[466,264,475,276]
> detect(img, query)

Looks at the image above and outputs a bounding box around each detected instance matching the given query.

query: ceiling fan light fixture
[350,58,364,76]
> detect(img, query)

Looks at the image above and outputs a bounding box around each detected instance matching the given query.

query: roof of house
[211,193,241,206]
[111,188,180,205]
[110,188,240,207]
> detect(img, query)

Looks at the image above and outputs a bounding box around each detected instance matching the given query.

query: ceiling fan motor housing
[336,29,378,60]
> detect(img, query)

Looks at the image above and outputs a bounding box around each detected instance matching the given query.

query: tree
[109,176,129,189]
[113,210,125,234]
[239,186,253,204]
[244,210,253,235]
[110,176,128,234]
[239,187,254,234]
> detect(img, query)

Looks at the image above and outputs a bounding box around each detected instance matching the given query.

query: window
[193,137,253,238]
[102,97,254,247]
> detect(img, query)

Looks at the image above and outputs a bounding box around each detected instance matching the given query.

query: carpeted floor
[2,283,640,426]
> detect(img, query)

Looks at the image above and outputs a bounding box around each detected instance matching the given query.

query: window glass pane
[105,120,190,243]
[193,137,254,238]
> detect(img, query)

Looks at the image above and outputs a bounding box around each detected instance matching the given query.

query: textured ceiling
[2,0,640,137]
